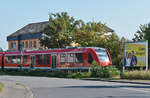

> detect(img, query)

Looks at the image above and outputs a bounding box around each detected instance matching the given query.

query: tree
[40,12,79,48]
[143,24,150,40]
[132,24,146,41]
[40,12,111,48]
[72,21,110,46]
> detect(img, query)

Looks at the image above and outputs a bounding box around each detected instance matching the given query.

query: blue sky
[0,0,150,50]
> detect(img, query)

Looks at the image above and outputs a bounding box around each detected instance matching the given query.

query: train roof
[77,47,106,50]
[5,47,106,55]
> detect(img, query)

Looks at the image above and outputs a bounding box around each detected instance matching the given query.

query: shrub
[67,72,91,79]
[122,70,150,80]
[68,72,82,78]
[91,61,120,78]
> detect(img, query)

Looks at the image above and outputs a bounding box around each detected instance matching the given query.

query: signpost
[123,41,148,72]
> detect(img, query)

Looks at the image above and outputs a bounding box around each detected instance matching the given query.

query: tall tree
[143,24,150,40]
[132,24,146,41]
[72,21,110,46]
[40,12,79,48]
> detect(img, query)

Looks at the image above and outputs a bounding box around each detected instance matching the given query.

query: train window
[44,54,50,65]
[23,56,28,64]
[88,53,93,64]
[6,56,11,64]
[75,53,83,63]
[96,49,110,62]
[60,54,66,62]
[68,53,74,62]
[12,56,17,64]
[36,55,42,65]
[17,56,21,64]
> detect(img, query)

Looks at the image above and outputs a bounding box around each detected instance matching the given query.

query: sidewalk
[0,81,34,98]
[82,78,150,85]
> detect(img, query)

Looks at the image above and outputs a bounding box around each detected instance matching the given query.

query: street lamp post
[20,43,24,71]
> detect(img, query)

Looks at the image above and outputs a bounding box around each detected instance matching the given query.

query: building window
[11,42,16,49]
[33,41,37,48]
[21,42,24,49]
[29,41,32,48]
[25,41,28,48]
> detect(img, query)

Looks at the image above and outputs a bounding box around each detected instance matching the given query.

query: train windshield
[95,49,110,62]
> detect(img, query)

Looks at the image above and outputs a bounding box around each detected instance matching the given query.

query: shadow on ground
[61,85,150,89]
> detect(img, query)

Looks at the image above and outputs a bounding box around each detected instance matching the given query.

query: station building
[7,21,49,51]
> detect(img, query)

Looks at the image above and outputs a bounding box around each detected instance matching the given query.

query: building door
[51,54,57,69]
[30,55,35,69]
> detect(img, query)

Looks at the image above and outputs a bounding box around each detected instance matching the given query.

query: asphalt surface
[0,76,150,98]
[0,81,33,98]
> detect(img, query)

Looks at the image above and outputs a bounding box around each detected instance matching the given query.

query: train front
[94,48,112,66]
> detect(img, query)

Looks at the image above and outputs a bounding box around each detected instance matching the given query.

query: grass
[0,82,4,92]
[121,70,150,80]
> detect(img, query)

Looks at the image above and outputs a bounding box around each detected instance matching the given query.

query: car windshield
[95,49,110,62]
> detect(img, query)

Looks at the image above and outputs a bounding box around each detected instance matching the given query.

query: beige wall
[8,38,44,51]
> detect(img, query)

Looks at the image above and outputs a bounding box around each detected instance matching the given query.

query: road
[0,76,150,98]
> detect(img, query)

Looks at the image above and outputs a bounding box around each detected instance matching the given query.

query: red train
[0,47,112,70]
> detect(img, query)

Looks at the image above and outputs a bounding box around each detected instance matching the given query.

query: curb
[105,80,150,85]
[0,81,34,98]
[82,78,150,85]
[16,82,34,98]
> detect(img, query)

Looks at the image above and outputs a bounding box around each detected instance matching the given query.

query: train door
[1,55,4,71]
[51,54,57,69]
[30,55,35,69]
